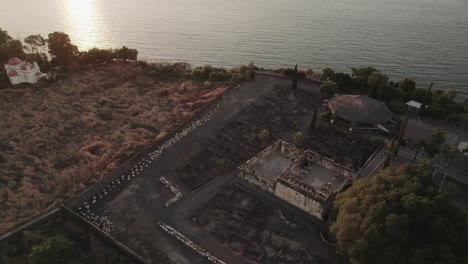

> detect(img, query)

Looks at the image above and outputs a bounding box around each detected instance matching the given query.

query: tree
[115,46,138,61]
[29,235,76,264]
[259,129,270,145]
[331,163,468,264]
[420,82,433,112]
[368,71,388,99]
[47,32,78,69]
[399,78,416,92]
[439,144,458,162]
[321,67,335,81]
[351,67,379,92]
[426,130,447,159]
[0,28,12,45]
[310,107,317,131]
[334,72,353,90]
[24,34,46,54]
[1,39,24,58]
[292,64,298,90]
[397,116,408,148]
[292,132,303,145]
[444,88,457,102]
[383,138,396,169]
[320,81,338,97]
[0,28,25,84]
[320,111,332,122]
[0,29,25,63]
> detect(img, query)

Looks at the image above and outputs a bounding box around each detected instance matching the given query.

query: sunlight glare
[64,0,101,50]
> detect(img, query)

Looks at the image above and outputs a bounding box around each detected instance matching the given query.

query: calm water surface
[2,0,468,98]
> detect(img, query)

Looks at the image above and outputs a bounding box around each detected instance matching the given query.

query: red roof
[329,95,393,124]
[8,70,18,77]
[8,57,22,65]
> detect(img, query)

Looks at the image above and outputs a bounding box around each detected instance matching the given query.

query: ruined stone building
[238,141,353,220]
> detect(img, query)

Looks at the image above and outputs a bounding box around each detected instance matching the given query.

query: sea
[1,0,467,99]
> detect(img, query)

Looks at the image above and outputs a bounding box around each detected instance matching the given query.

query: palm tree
[397,116,408,143]
[383,138,396,169]
[293,131,303,145]
[292,64,298,90]
[310,107,317,131]
[259,129,270,145]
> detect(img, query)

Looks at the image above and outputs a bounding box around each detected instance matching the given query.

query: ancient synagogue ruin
[238,140,353,219]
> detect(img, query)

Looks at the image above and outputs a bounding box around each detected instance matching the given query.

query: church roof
[8,70,18,77]
[329,95,393,124]
[8,57,22,66]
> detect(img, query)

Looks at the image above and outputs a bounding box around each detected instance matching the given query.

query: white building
[4,57,46,85]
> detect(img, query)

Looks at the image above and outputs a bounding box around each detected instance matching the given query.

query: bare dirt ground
[192,184,334,264]
[0,62,227,234]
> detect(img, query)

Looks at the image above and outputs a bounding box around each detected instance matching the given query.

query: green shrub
[389,101,408,115]
[293,132,303,145]
[209,71,230,81]
[320,111,332,121]
[147,63,183,80]
[282,68,295,76]
[29,235,75,264]
[78,46,138,65]
[192,65,213,81]
[320,81,338,97]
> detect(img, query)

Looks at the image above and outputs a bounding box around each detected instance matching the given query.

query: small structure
[406,100,422,115]
[328,94,394,132]
[4,57,46,85]
[238,141,353,220]
[458,142,468,158]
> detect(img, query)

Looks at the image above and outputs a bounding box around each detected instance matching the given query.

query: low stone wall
[158,221,226,264]
[275,180,324,219]
[159,176,183,207]
[0,208,60,241]
[61,205,149,264]
[303,150,355,177]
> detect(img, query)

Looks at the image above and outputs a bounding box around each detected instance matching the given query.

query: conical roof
[329,95,393,124]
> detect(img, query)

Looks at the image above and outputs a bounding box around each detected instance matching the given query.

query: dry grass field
[0,62,227,234]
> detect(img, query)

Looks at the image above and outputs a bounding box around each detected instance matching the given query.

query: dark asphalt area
[88,76,340,264]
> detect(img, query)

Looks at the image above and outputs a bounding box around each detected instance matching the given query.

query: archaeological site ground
[1,68,385,264]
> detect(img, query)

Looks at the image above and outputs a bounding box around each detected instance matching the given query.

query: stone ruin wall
[237,170,273,192]
[237,141,280,192]
[237,141,353,220]
[274,181,324,219]
[303,151,354,177]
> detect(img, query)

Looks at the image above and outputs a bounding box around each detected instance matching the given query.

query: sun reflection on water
[64,0,104,50]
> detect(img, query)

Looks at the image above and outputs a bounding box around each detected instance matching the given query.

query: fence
[61,205,148,264]
[0,208,61,241]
